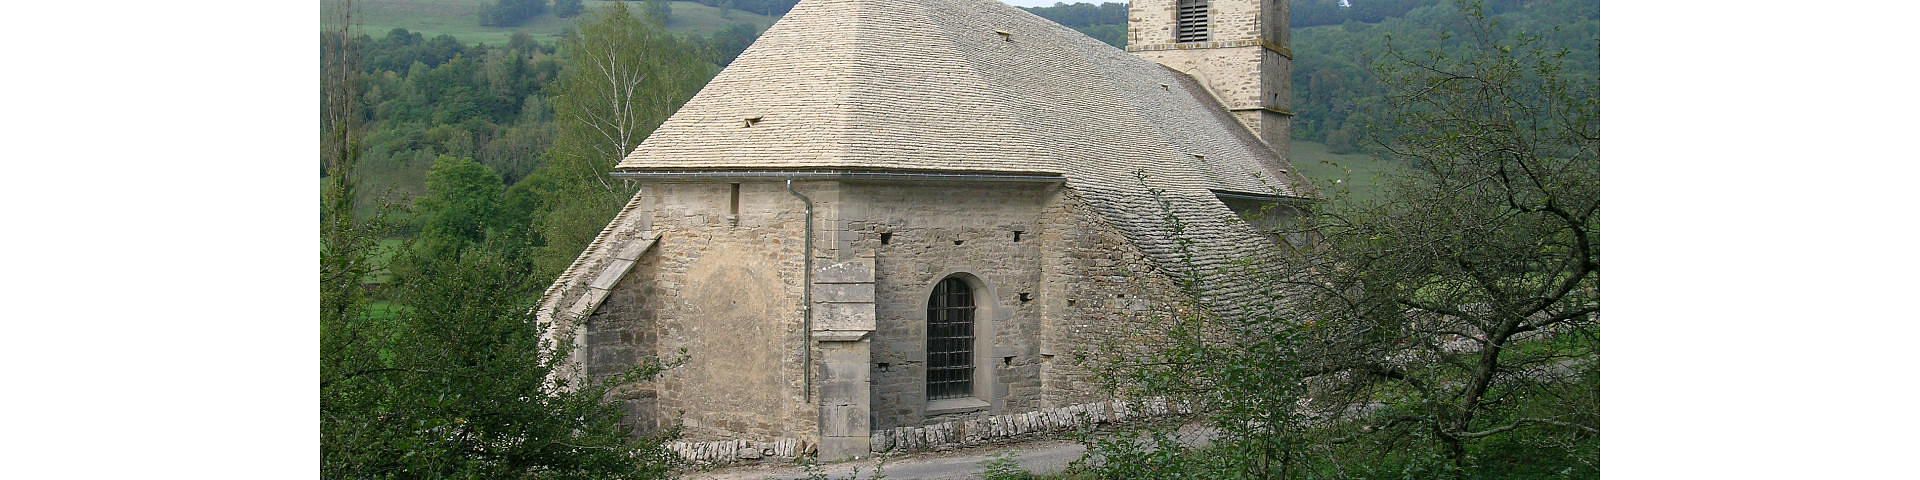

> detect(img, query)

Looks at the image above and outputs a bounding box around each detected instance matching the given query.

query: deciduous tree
[519,1,713,277]
[1084,2,1599,477]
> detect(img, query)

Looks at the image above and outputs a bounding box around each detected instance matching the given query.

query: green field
[347,0,779,45]
[1288,140,1404,203]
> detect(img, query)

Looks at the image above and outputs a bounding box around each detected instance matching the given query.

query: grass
[365,301,411,322]
[366,238,406,285]
[1287,140,1406,204]
[346,0,778,45]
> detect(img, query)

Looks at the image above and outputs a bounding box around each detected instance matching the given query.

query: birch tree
[525,1,714,276]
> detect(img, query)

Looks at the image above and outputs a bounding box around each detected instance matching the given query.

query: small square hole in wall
[878,362,891,372]
[1002,356,1014,366]
[953,240,965,246]
[1013,230,1024,242]
[1019,292,1031,303]
[880,232,892,245]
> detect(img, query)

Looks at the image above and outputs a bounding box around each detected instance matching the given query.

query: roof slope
[611,0,1308,316]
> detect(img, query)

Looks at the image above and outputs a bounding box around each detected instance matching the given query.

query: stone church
[538,0,1310,461]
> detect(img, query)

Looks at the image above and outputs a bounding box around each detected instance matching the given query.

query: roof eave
[1211,189,1319,204]
[610,168,1067,183]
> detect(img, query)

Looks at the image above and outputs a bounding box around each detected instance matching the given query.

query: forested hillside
[1020,2,1128,47]
[327,6,759,219]
[322,2,1600,475]
[1290,0,1597,152]
[353,0,789,45]
[1020,0,1599,154]
[324,0,1597,233]
[322,6,715,473]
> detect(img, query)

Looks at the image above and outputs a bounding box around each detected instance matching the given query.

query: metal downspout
[787,178,815,402]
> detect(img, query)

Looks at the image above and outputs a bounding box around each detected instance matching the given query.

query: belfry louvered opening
[1176,0,1210,43]
[926,277,976,400]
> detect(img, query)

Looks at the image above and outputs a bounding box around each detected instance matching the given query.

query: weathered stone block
[611,235,658,261]
[815,257,875,284]
[815,302,876,332]
[813,282,876,303]
[590,259,635,290]
[818,435,870,462]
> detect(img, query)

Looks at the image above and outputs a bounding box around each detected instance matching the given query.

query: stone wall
[871,397,1194,454]
[1128,0,1293,150]
[667,437,813,465]
[583,250,662,437]
[1128,0,1269,46]
[594,181,820,442]
[835,181,1056,429]
[663,398,1194,465]
[820,182,1203,431]
[583,180,1218,450]
[1037,191,1199,406]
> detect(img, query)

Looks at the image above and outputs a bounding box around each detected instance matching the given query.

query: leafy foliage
[1291,0,1597,152]
[555,0,585,18]
[642,0,674,23]
[414,156,506,252]
[321,3,705,477]
[706,22,760,65]
[1081,2,1598,478]
[481,0,549,27]
[325,239,682,478]
[981,451,1035,480]
[1021,2,1129,47]
[1023,1,1598,154]
[517,1,715,278]
[682,0,800,17]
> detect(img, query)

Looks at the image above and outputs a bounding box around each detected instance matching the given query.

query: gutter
[786,178,816,402]
[1211,189,1317,204]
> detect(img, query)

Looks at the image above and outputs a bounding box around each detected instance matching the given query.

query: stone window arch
[925,272,994,412]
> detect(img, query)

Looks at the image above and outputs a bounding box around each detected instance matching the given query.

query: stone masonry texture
[539,0,1305,463]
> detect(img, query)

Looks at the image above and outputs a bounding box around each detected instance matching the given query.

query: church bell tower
[1129,0,1292,152]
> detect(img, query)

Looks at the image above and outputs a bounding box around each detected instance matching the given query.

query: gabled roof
[609,0,1310,316]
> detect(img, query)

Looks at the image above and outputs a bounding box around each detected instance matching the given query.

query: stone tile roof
[619,0,1297,194]
[596,0,1308,317]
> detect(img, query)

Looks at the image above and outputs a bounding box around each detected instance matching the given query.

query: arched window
[926,277,975,400]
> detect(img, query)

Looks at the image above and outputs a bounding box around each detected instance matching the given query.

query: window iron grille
[926,277,975,400]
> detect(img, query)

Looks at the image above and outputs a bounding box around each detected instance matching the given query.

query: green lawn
[346,0,778,45]
[1288,140,1405,203]
[366,238,405,285]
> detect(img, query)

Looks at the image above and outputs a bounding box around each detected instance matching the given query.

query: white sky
[998,0,1120,8]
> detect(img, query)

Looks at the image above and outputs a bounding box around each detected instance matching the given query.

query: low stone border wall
[667,398,1191,465]
[871,397,1191,454]
[667,437,811,465]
